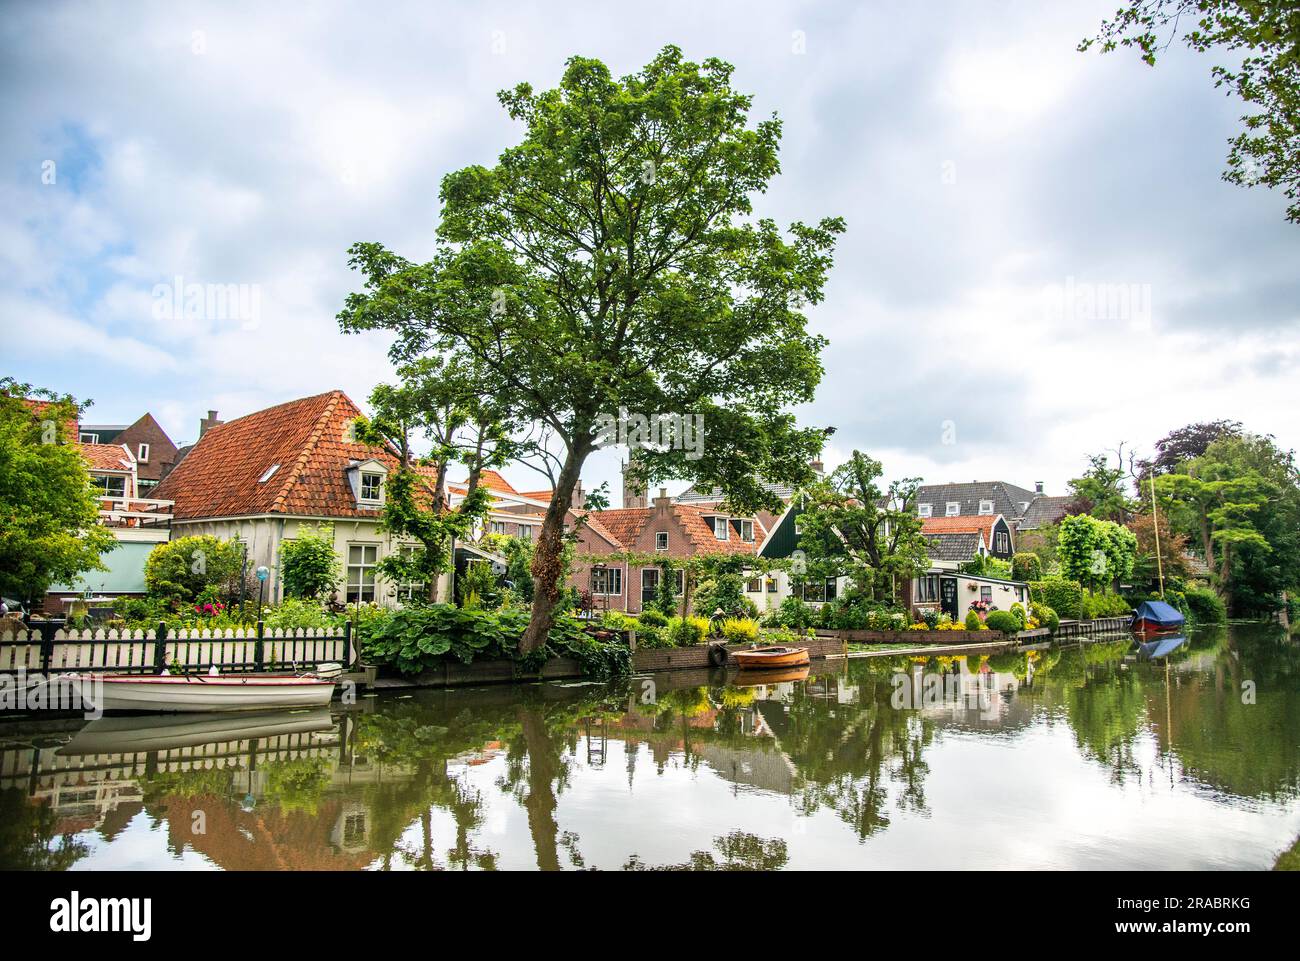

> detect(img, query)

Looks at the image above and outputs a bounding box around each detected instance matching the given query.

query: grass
[1273,835,1300,871]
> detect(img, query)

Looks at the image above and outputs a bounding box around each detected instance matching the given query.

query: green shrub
[964,610,982,631]
[1011,552,1043,582]
[666,615,709,646]
[985,610,1019,634]
[1183,586,1227,623]
[261,598,334,631]
[1031,603,1059,633]
[1008,602,1027,630]
[278,524,340,599]
[718,617,761,644]
[637,607,668,627]
[145,535,246,604]
[1029,578,1083,619]
[635,625,672,649]
[764,596,816,631]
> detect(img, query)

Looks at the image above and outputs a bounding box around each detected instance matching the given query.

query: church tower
[621,455,649,509]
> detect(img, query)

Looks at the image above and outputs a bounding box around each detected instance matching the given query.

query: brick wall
[815,629,1006,644]
[631,635,846,672]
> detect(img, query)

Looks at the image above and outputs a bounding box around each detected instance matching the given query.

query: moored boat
[66,671,337,713]
[731,645,811,670]
[1131,599,1185,636]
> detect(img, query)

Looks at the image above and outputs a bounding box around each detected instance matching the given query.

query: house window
[591,567,622,596]
[737,519,754,542]
[395,545,426,602]
[259,464,280,483]
[640,568,683,603]
[915,574,940,603]
[517,524,534,540]
[489,521,508,535]
[995,531,1009,554]
[746,577,762,592]
[655,531,668,552]
[713,517,729,541]
[980,585,993,604]
[918,503,932,518]
[946,502,960,516]
[360,472,383,503]
[798,578,838,603]
[794,517,803,535]
[766,578,778,593]
[346,544,379,602]
[978,500,993,515]
[91,474,126,498]
[137,443,150,463]
[79,433,99,444]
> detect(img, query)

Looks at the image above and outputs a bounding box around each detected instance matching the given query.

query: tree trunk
[519,441,589,654]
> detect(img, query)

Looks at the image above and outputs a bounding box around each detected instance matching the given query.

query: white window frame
[713,516,729,541]
[395,544,427,602]
[978,499,994,515]
[739,519,754,542]
[137,443,150,462]
[995,531,1009,553]
[517,524,534,540]
[655,531,668,552]
[915,574,940,603]
[946,502,960,516]
[360,471,384,504]
[79,433,99,444]
[918,503,932,518]
[346,543,380,603]
[92,474,126,498]
[591,567,622,596]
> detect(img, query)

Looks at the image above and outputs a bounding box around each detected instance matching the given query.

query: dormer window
[918,503,932,518]
[978,499,993,515]
[738,519,754,542]
[713,517,729,541]
[945,502,960,516]
[360,472,383,503]
[347,458,389,507]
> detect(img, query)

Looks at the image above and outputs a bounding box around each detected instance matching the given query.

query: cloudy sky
[4,0,1298,502]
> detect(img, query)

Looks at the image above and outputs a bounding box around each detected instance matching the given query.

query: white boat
[58,708,336,755]
[66,671,338,713]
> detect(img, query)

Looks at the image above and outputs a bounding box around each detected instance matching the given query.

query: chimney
[571,479,584,510]
[1034,481,1044,495]
[199,410,223,437]
[653,487,671,510]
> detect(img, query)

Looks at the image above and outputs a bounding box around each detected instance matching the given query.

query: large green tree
[1082,1,1300,223]
[0,380,116,605]
[1066,451,1136,522]
[1157,432,1300,614]
[340,47,844,651]
[795,451,930,604]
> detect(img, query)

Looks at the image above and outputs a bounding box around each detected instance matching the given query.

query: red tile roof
[579,504,761,556]
[518,489,554,502]
[921,514,1000,545]
[20,398,79,442]
[153,390,401,520]
[473,469,516,494]
[77,442,134,472]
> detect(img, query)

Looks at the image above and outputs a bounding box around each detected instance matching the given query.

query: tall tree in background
[351,359,516,603]
[340,47,844,651]
[796,451,929,604]
[0,379,116,606]
[1141,419,1242,479]
[1066,451,1135,522]
[1156,432,1299,613]
[1082,1,1300,223]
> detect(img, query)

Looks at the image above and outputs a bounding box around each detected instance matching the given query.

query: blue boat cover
[1138,635,1187,659]
[1133,600,1185,626]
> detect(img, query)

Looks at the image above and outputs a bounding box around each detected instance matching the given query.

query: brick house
[79,413,179,493]
[569,488,765,615]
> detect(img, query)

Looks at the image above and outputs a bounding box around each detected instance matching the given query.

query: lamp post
[255,566,269,622]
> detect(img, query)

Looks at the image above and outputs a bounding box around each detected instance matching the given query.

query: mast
[1149,477,1165,599]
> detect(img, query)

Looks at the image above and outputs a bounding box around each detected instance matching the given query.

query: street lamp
[255,566,269,623]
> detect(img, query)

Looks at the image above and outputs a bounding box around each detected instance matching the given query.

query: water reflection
[2,624,1297,870]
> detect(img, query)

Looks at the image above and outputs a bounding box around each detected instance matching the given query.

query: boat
[732,665,811,686]
[65,670,338,713]
[731,646,811,670]
[1131,599,1186,636]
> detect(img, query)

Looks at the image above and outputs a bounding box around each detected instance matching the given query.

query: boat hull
[67,673,336,713]
[731,646,811,670]
[1132,617,1185,636]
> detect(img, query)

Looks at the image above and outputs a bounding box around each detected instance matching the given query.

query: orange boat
[731,645,811,670]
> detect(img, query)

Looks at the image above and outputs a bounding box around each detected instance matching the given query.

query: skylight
[259,464,280,483]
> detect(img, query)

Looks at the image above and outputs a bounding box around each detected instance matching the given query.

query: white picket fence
[0,624,349,675]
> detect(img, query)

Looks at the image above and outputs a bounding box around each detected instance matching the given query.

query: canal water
[2,624,1297,870]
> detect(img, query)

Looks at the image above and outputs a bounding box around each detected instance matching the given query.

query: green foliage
[339,46,845,653]
[1080,593,1133,619]
[1011,552,1043,582]
[1184,585,1228,623]
[261,598,335,632]
[812,591,906,631]
[763,595,817,631]
[1083,1,1300,224]
[959,554,1012,578]
[796,451,930,603]
[637,607,668,628]
[1031,603,1060,633]
[1066,452,1134,521]
[457,561,500,608]
[718,617,761,644]
[666,615,710,647]
[691,555,757,619]
[964,610,983,631]
[1059,514,1137,591]
[1009,602,1028,630]
[278,524,340,599]
[1030,578,1083,620]
[985,610,1020,634]
[0,380,118,603]
[145,535,246,605]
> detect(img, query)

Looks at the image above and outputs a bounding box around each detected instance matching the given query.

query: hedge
[1029,578,1083,619]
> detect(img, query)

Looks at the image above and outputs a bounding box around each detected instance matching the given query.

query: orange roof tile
[921,514,1000,544]
[153,390,402,520]
[77,442,134,472]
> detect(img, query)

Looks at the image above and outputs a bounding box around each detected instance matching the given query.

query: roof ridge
[270,391,344,513]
